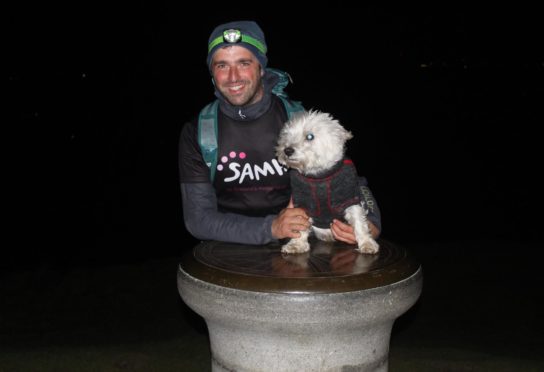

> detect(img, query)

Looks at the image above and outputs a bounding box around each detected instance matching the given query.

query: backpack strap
[268,67,305,117]
[197,100,219,182]
[278,96,304,118]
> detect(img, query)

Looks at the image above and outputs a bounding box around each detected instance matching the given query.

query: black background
[6,3,543,267]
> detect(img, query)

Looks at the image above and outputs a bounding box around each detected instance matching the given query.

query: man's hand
[331,219,380,244]
[271,199,310,240]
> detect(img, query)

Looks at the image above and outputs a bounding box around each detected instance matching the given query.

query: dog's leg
[345,204,379,254]
[313,226,335,242]
[281,228,311,254]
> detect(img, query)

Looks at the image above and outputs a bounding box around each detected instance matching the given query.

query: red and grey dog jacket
[290,159,362,229]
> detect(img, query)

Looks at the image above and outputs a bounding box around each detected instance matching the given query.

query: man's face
[210,45,264,107]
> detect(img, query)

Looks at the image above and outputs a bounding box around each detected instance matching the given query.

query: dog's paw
[356,238,380,255]
[281,240,310,254]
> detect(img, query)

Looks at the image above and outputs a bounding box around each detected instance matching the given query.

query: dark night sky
[6,3,543,267]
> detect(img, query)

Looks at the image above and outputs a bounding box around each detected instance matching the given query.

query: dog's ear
[344,129,354,141]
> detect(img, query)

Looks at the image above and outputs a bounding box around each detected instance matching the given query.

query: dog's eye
[306,133,314,141]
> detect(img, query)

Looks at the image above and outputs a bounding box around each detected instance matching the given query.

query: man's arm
[358,177,382,235]
[181,182,275,245]
[181,183,309,245]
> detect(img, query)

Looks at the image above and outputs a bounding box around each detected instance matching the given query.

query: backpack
[198,68,304,182]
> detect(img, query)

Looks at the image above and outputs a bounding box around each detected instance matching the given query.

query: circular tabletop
[180,238,420,294]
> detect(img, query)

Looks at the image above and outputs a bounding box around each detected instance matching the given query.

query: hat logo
[223,29,242,43]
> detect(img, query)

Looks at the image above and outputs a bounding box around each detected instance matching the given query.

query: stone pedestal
[177,239,422,372]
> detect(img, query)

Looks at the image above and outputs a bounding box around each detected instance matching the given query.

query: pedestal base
[177,239,422,372]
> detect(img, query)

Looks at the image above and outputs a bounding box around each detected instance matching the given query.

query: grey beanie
[207,20,268,69]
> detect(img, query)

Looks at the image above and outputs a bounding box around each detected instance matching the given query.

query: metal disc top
[180,238,420,294]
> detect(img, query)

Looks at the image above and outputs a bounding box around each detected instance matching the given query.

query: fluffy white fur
[276,110,380,255]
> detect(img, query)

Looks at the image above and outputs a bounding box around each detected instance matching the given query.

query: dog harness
[290,159,362,229]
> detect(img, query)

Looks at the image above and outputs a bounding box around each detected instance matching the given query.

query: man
[178,20,381,245]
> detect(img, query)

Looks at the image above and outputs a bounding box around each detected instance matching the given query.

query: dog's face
[276,110,353,176]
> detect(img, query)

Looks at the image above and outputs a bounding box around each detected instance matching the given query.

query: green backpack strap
[279,96,304,118]
[197,100,219,182]
[268,67,305,117]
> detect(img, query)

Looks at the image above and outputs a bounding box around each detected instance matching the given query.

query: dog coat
[290,159,362,228]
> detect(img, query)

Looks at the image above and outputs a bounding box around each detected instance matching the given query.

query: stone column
[178,239,422,372]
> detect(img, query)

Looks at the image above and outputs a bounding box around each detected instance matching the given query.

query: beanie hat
[207,20,268,69]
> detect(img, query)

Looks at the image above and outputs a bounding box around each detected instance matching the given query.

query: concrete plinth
[177,239,422,372]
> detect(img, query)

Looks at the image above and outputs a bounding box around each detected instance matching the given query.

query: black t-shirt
[179,96,291,217]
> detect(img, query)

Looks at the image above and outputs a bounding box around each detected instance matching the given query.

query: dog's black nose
[283,147,295,157]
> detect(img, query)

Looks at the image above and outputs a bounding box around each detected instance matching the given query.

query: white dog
[276,110,380,255]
